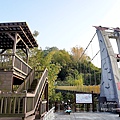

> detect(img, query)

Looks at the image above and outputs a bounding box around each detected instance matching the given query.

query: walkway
[54,112,120,120]
[56,85,100,94]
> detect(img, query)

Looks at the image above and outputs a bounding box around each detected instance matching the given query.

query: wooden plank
[17,98,20,114]
[15,54,32,69]
[6,33,15,41]
[4,97,7,114]
[0,93,26,98]
[0,98,3,113]
[16,34,29,50]
[25,114,35,120]
[8,98,12,114]
[13,97,16,114]
[22,98,25,114]
[0,113,25,117]
[19,26,34,48]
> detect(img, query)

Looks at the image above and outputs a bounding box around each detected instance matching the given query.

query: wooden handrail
[34,68,48,94]
[0,92,27,116]
[0,53,32,75]
[17,69,35,92]
[0,68,48,118]
[25,68,48,117]
[0,53,31,69]
[15,54,32,69]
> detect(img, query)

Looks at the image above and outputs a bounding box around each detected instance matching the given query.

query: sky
[0,0,120,67]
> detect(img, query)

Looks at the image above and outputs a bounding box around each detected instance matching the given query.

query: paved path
[54,112,120,120]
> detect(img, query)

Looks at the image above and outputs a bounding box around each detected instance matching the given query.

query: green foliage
[74,74,83,86]
[62,92,74,103]
[50,92,63,102]
[28,45,101,104]
[29,47,44,68]
[43,47,59,56]
[29,47,61,101]
[66,74,83,86]
[52,50,72,66]
[71,46,90,62]
[33,30,39,37]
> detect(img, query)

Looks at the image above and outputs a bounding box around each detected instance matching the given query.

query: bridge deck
[56,85,100,94]
[54,112,120,120]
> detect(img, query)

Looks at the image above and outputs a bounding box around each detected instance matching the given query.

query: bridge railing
[56,85,100,94]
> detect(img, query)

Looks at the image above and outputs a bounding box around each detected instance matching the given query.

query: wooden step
[27,79,38,92]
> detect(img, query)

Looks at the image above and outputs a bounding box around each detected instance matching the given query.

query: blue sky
[0,0,120,66]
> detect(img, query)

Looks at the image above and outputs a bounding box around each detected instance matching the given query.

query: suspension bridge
[55,26,120,115]
[55,31,100,95]
[0,22,120,120]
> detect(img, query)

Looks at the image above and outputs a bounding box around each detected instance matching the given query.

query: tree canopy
[28,45,101,103]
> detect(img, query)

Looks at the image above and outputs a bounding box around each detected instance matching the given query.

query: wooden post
[12,33,17,67]
[8,98,12,113]
[13,97,16,114]
[44,81,48,111]
[23,91,27,114]
[26,48,29,64]
[0,97,3,113]
[39,101,42,119]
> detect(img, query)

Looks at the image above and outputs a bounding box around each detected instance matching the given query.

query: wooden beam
[0,24,26,28]
[16,33,29,50]
[14,33,17,53]
[21,48,29,63]
[6,32,15,41]
[0,30,22,33]
[5,32,29,51]
[0,49,7,54]
[19,26,34,48]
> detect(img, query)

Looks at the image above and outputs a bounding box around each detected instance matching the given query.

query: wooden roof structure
[0,22,38,49]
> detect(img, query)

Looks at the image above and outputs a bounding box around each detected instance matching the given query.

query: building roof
[0,22,38,49]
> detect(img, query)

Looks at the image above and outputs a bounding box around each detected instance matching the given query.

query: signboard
[75,93,92,103]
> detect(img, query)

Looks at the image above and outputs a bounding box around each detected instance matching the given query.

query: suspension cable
[89,50,100,85]
[78,32,97,61]
[90,50,100,62]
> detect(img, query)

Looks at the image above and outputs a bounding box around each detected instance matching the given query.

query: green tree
[71,46,90,62]
[33,30,39,37]
[29,48,61,101]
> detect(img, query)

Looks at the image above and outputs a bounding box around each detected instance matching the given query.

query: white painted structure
[43,107,55,120]
[95,26,120,107]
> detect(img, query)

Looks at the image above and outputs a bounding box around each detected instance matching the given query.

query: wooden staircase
[27,79,38,93]
[0,68,48,120]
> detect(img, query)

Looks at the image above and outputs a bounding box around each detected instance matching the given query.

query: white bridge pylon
[95,26,120,107]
